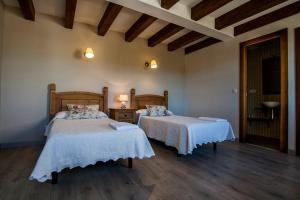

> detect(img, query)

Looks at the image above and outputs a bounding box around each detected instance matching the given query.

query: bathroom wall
[247,38,280,139]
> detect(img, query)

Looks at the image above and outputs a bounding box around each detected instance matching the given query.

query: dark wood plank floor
[0,141,300,200]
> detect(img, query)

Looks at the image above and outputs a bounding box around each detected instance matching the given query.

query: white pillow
[146,105,167,117]
[67,110,108,120]
[54,111,68,119]
[45,111,68,136]
[165,110,174,116]
[67,104,99,112]
[136,109,148,116]
[96,111,108,118]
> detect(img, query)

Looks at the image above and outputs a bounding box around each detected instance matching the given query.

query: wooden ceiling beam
[191,0,233,21]
[215,0,287,30]
[168,31,205,51]
[148,23,184,47]
[234,1,300,36]
[17,0,35,21]
[185,37,221,55]
[125,14,157,42]
[65,0,77,29]
[161,0,179,9]
[98,3,122,36]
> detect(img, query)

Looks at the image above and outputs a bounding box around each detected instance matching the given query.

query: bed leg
[128,158,133,169]
[51,172,58,184]
[213,142,217,151]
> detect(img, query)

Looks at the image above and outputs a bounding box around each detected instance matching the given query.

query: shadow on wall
[74,48,83,60]
[1,117,48,146]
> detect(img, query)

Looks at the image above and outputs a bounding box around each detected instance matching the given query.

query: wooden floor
[0,141,300,200]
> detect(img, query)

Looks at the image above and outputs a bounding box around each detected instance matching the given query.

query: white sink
[263,101,280,108]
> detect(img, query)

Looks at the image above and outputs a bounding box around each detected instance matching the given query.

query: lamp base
[120,102,127,109]
[121,105,126,109]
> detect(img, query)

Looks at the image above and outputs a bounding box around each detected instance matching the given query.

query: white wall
[185,14,300,150]
[0,7,185,144]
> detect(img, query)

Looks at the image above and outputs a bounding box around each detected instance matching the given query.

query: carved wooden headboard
[130,88,168,109]
[49,83,108,117]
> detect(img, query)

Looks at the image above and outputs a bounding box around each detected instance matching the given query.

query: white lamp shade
[150,60,158,69]
[84,48,94,59]
[119,94,128,102]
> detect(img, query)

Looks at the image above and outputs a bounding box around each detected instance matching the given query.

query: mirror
[262,56,280,95]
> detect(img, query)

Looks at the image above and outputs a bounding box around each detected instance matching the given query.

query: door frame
[296,27,300,156]
[239,29,288,153]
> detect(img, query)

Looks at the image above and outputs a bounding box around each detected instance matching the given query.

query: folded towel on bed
[198,117,227,122]
[109,122,138,131]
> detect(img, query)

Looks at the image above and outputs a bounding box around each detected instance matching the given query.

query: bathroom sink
[263,101,280,108]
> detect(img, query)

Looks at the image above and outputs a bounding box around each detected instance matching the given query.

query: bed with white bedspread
[130,88,235,155]
[139,115,235,155]
[29,84,154,183]
[30,118,154,182]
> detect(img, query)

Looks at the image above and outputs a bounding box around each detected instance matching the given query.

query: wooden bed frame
[48,83,132,184]
[130,88,216,156]
[49,83,108,117]
[130,88,168,109]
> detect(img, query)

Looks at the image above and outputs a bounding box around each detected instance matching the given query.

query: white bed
[130,88,235,155]
[139,115,235,155]
[30,84,154,183]
[30,118,154,182]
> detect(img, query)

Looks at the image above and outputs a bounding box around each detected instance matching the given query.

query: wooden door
[239,29,288,153]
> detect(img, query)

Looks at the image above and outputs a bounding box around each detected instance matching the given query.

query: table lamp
[119,94,128,109]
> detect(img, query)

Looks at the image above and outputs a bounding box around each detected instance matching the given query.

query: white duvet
[139,115,235,155]
[30,118,155,182]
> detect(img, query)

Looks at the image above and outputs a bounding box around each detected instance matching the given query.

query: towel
[109,122,138,131]
[198,117,227,122]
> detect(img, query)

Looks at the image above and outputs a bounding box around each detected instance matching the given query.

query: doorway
[240,29,288,152]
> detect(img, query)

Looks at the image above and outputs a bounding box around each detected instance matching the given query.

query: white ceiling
[1,0,297,46]
[179,0,200,7]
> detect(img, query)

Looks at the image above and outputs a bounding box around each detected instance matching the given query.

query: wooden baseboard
[246,135,280,150]
[0,140,45,149]
[288,149,296,156]
[0,137,296,157]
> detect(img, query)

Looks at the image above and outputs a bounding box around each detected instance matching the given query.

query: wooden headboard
[49,83,108,117]
[130,88,168,109]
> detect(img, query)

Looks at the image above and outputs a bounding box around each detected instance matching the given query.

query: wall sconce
[119,94,129,109]
[84,48,94,59]
[145,60,158,69]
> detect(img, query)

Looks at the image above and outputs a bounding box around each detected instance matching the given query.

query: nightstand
[109,108,137,124]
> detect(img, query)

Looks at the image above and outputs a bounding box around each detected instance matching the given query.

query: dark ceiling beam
[185,38,221,55]
[215,0,287,30]
[191,0,233,21]
[17,0,35,21]
[168,31,205,51]
[125,14,157,42]
[148,23,184,47]
[234,1,300,36]
[98,3,122,36]
[161,0,179,9]
[65,0,77,29]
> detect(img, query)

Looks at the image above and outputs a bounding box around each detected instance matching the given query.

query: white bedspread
[30,118,155,182]
[139,116,235,155]
[109,122,138,130]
